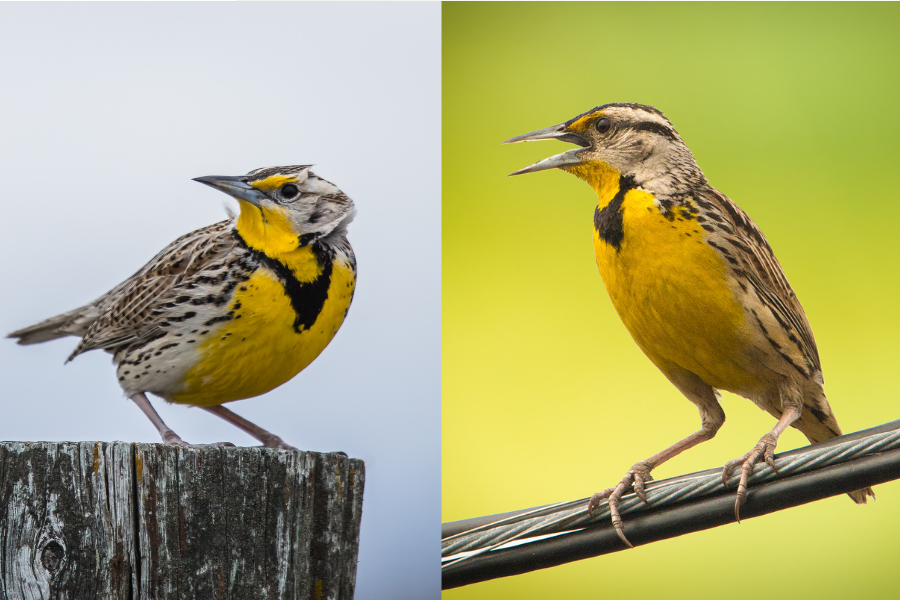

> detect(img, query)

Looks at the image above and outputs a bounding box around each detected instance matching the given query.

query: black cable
[442,420,900,589]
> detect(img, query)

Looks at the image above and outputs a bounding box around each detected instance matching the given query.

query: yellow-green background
[443,2,900,598]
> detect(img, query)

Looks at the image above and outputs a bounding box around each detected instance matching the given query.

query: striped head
[194,165,355,255]
[505,103,705,196]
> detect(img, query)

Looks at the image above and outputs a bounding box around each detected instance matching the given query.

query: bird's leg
[588,370,725,548]
[201,405,297,450]
[722,395,802,522]
[588,425,720,548]
[129,392,189,447]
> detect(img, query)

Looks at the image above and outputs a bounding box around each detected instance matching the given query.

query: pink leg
[130,392,189,447]
[722,404,802,522]
[588,367,726,548]
[588,421,721,548]
[202,405,297,450]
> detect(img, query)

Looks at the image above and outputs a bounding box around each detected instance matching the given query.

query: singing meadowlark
[9,165,356,449]
[505,103,874,546]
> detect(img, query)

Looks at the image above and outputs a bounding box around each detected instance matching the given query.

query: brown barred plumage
[506,103,874,547]
[9,166,357,449]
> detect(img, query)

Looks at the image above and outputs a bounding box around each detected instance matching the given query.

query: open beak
[192,175,267,208]
[502,123,591,176]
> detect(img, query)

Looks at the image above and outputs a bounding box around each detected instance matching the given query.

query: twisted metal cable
[442,422,900,567]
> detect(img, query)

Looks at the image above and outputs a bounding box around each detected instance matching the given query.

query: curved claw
[734,452,758,522]
[588,488,613,518]
[607,479,634,548]
[721,462,734,488]
[728,432,780,522]
[721,453,749,488]
[611,510,634,549]
[586,461,656,548]
[765,447,778,473]
[633,475,650,505]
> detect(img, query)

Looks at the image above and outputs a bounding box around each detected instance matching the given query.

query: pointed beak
[502,123,591,176]
[192,175,267,208]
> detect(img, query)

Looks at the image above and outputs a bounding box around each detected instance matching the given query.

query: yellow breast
[585,169,757,392]
[172,248,355,406]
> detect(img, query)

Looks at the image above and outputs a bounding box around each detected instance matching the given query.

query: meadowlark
[9,165,356,449]
[505,103,874,547]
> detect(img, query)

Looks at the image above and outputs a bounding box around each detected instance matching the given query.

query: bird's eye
[280,184,299,199]
[596,118,611,134]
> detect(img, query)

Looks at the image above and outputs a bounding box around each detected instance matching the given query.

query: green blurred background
[443,2,900,598]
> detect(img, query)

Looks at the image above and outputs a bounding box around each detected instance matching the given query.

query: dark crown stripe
[631,120,679,141]
[565,102,667,127]
[600,102,665,116]
[246,165,313,183]
[233,231,334,334]
[594,175,637,251]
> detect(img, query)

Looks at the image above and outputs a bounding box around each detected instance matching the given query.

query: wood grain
[0,442,364,599]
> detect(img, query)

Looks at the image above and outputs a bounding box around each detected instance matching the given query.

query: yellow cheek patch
[236,200,301,255]
[250,175,298,191]
[567,111,603,133]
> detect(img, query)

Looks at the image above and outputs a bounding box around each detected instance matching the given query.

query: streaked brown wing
[701,188,822,379]
[68,220,236,360]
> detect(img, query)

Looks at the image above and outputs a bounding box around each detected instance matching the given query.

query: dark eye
[596,118,611,134]
[280,183,299,199]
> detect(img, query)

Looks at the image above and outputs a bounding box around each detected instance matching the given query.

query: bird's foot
[259,435,297,451]
[721,431,779,522]
[190,442,237,448]
[161,430,190,447]
[587,460,654,549]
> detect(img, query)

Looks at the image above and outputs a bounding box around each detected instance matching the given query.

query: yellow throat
[172,195,356,406]
[570,160,756,394]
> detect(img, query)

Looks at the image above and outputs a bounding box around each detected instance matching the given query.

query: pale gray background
[0,3,439,598]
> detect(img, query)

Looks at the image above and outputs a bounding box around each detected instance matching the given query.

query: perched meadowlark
[9,165,356,449]
[505,103,874,546]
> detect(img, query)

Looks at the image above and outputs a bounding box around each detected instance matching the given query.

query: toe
[614,525,634,549]
[633,474,650,505]
[721,464,732,488]
[262,438,297,451]
[587,488,613,517]
[608,494,634,549]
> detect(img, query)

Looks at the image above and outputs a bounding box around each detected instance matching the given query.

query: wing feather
[67,220,236,360]
[700,188,822,379]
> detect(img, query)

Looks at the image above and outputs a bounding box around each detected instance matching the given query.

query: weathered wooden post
[0,442,364,599]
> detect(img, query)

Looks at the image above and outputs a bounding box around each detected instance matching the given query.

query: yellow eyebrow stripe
[250,174,298,191]
[567,111,602,133]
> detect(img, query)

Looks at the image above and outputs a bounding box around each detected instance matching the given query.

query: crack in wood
[0,442,364,599]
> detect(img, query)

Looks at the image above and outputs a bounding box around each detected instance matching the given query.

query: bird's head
[194,165,355,255]
[504,103,705,197]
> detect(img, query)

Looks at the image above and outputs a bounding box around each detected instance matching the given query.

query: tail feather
[8,305,97,345]
[848,487,876,504]
[794,388,875,504]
